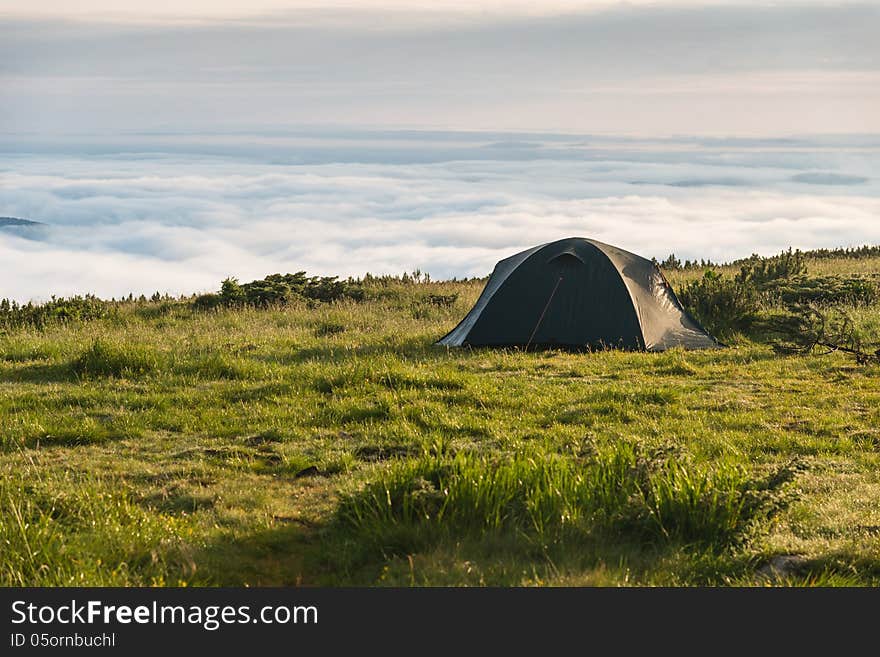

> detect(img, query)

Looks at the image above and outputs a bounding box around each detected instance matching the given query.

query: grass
[1,452,197,586]
[1,261,880,586]
[332,445,790,560]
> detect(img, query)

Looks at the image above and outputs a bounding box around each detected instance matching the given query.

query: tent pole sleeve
[526,276,563,350]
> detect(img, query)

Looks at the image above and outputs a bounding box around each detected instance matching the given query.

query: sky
[0,0,862,18]
[1,1,878,301]
[3,1,879,135]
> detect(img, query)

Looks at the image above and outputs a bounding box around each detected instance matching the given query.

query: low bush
[677,270,765,338]
[193,273,366,311]
[0,295,115,330]
[424,293,458,307]
[764,275,880,307]
[673,248,872,339]
[192,293,222,311]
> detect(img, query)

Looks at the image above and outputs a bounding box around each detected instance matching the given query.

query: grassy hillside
[2,256,880,586]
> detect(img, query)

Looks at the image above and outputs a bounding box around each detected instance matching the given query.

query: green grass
[2,264,880,586]
[331,445,795,565]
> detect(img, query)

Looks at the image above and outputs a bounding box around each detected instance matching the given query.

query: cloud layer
[1,132,878,302]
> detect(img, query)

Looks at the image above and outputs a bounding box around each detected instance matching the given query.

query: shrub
[192,293,222,311]
[424,293,458,307]
[191,272,365,311]
[758,306,880,364]
[734,248,806,286]
[764,276,880,307]
[677,270,764,338]
[0,295,115,330]
[677,249,816,339]
[220,277,246,306]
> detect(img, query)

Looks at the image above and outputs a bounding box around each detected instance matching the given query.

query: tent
[437,237,718,351]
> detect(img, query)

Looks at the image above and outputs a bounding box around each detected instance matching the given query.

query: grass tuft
[329,443,802,573]
[72,338,164,378]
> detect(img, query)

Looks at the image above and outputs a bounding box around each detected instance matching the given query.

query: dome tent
[437,237,718,351]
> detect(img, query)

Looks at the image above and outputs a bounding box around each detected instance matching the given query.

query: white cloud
[1,133,879,302]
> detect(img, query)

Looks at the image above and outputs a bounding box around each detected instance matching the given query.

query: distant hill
[0,217,44,227]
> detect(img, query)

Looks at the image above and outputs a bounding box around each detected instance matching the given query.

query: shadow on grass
[4,426,141,452]
[0,362,77,384]
[185,514,761,586]
[222,382,295,403]
[186,511,880,586]
[255,337,454,365]
[192,522,316,586]
[138,491,216,514]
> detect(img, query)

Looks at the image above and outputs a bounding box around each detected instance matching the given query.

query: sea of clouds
[1,131,879,302]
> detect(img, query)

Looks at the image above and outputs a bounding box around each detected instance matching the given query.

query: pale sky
[1,1,878,135]
[0,0,846,20]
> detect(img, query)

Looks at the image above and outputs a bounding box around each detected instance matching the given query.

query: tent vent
[547,252,584,266]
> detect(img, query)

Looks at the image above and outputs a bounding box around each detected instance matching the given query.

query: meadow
[2,252,880,586]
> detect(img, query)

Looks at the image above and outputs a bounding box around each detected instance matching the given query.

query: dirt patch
[757,554,808,579]
[354,444,420,462]
[294,465,321,479]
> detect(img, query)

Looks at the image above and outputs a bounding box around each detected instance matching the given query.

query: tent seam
[589,241,648,350]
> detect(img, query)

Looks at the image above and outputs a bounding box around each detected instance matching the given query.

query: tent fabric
[437,237,718,351]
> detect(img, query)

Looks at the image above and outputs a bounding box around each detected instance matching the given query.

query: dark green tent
[438,237,718,351]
